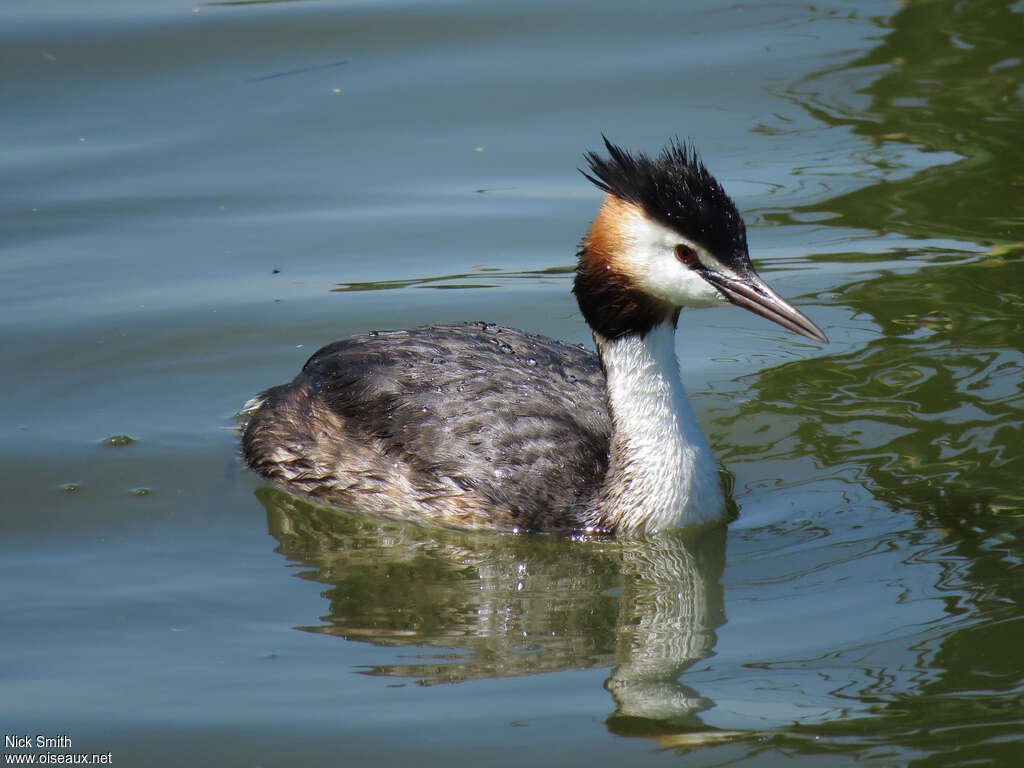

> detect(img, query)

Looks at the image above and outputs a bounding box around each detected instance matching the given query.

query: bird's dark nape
[580,136,751,274]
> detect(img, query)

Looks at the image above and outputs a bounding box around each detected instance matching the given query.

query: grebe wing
[255,322,611,530]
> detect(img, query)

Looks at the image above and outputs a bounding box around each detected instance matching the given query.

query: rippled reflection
[258,487,728,734]
[725,255,1023,518]
[769,2,1024,246]
[715,252,1024,757]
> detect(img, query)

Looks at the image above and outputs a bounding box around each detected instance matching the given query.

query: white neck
[591,321,726,534]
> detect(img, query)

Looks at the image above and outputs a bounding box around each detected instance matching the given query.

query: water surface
[2,0,1022,765]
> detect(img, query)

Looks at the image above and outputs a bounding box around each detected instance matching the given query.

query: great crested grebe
[242,138,827,535]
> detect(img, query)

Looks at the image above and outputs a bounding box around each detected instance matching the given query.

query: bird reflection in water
[257,487,737,742]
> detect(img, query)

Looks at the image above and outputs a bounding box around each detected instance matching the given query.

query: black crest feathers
[581,136,750,271]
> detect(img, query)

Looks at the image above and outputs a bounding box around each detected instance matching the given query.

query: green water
[1,0,1022,765]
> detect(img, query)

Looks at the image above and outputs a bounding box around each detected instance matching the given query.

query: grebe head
[574,137,828,344]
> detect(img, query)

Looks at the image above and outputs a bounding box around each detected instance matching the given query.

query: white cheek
[618,216,724,308]
[648,260,723,307]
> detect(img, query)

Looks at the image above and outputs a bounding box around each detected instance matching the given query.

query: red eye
[674,244,698,267]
